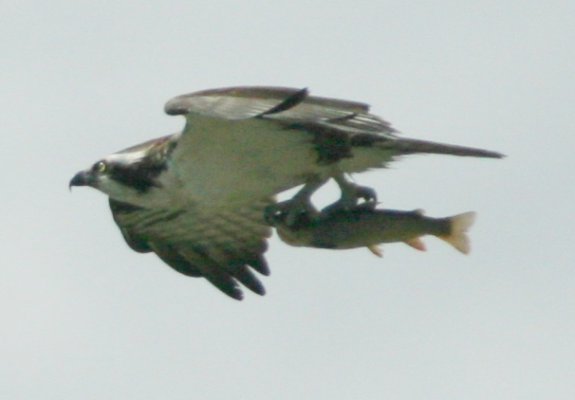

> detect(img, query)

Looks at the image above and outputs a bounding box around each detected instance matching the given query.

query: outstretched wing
[164,86,395,133]
[110,199,272,300]
[163,87,402,207]
[165,87,501,184]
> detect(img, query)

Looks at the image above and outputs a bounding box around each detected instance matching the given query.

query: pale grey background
[2,1,574,399]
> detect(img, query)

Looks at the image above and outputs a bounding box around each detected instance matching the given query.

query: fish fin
[439,211,476,254]
[368,245,383,257]
[404,238,426,252]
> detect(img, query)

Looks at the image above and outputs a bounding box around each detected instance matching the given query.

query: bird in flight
[70,86,503,300]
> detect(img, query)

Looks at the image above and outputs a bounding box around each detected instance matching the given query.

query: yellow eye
[94,161,107,173]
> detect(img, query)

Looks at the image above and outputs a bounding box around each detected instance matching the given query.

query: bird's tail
[439,212,476,254]
[384,138,504,159]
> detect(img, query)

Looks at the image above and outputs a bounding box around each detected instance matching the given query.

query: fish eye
[93,161,107,173]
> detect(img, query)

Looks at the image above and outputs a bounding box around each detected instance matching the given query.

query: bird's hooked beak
[69,170,93,190]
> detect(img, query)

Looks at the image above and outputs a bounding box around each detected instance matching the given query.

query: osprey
[70,86,502,300]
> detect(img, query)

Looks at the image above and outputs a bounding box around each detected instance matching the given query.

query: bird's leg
[264,179,325,226]
[322,174,377,214]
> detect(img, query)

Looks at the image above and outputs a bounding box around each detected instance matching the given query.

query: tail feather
[439,212,476,254]
[389,138,504,159]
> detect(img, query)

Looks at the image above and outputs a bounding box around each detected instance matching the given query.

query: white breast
[169,119,328,207]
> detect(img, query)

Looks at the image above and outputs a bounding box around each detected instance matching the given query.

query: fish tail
[439,212,476,254]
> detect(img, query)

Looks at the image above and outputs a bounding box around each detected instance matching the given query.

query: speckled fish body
[275,207,475,254]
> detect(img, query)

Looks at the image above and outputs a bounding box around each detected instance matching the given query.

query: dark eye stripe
[105,139,176,193]
[108,161,166,193]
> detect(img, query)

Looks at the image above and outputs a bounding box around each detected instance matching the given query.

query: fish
[271,206,476,256]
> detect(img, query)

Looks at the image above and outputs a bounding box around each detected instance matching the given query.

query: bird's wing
[166,86,398,164]
[165,87,502,175]
[164,86,395,132]
[109,198,272,300]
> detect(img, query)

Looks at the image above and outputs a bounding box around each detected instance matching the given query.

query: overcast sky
[2,1,574,399]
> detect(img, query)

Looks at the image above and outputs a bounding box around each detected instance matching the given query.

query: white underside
[118,116,394,209]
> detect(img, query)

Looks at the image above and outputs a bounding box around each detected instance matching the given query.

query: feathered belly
[170,128,324,206]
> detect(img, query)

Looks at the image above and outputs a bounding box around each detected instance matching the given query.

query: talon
[265,178,326,226]
[355,185,377,204]
[325,175,379,213]
[264,199,318,227]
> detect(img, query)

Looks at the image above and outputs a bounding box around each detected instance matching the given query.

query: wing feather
[165,86,500,185]
[244,254,270,276]
[109,197,272,300]
[109,199,151,253]
[149,243,202,277]
[178,246,245,300]
[224,263,266,296]
[164,86,395,135]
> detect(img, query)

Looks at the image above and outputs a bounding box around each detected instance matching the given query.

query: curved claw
[354,185,377,204]
[322,180,379,214]
[264,199,318,227]
[265,178,326,227]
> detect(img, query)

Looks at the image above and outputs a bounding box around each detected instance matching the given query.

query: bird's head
[70,135,176,204]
